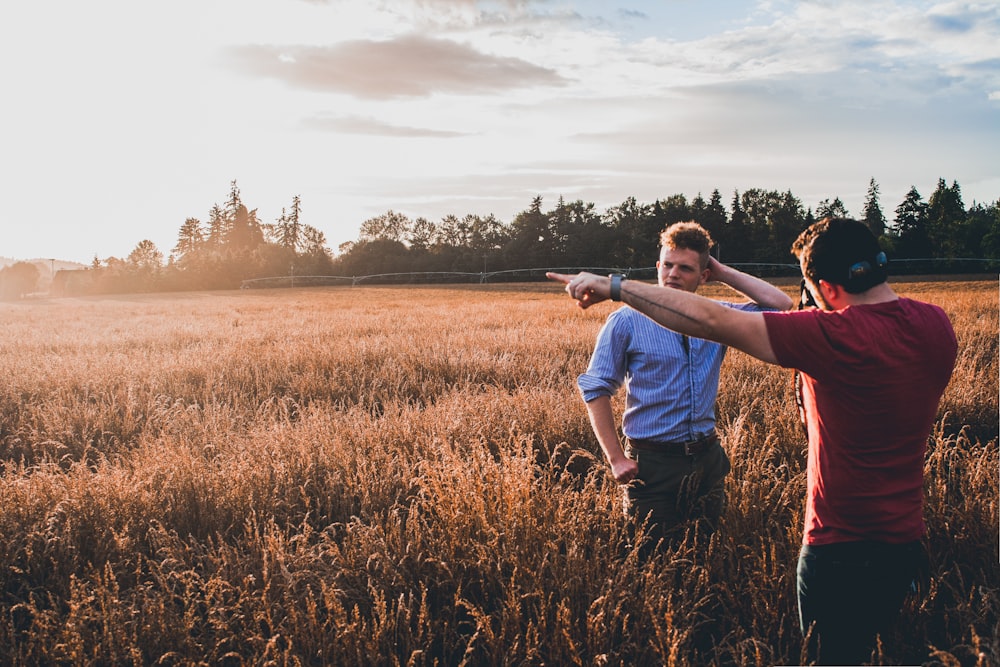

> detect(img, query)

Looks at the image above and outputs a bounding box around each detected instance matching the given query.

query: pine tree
[272,196,304,253]
[174,218,205,260]
[727,191,749,262]
[861,178,887,240]
[927,178,966,258]
[206,204,228,251]
[891,186,930,258]
[697,189,728,253]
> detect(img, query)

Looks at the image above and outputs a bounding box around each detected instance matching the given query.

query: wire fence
[240,264,797,289]
[239,258,999,289]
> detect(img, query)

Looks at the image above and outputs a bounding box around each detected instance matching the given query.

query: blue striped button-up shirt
[577,302,763,442]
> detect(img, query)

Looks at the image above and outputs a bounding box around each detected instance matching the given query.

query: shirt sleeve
[726,300,775,313]
[577,308,630,403]
[762,308,829,375]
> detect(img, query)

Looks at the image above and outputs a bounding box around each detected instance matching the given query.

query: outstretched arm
[547,271,779,365]
[705,256,793,311]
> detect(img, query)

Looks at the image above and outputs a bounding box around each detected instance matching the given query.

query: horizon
[2,0,998,264]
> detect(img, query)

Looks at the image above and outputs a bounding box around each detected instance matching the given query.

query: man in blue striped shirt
[578,222,792,549]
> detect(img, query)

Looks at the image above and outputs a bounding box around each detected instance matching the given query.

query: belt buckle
[684,433,713,456]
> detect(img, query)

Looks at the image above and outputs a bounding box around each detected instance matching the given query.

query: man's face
[657,247,707,292]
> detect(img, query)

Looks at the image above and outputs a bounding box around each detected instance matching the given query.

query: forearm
[714,264,793,311]
[619,278,779,363]
[586,396,626,464]
[548,270,778,363]
[620,279,724,341]
[585,396,636,483]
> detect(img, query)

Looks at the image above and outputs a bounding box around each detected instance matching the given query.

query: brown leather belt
[626,431,719,456]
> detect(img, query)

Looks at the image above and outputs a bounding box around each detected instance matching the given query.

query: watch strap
[610,274,624,301]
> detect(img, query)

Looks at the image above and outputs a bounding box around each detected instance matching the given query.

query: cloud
[229,33,568,99]
[301,114,470,137]
[925,1,998,33]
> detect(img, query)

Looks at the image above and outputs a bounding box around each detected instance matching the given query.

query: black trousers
[797,539,924,665]
[623,439,730,544]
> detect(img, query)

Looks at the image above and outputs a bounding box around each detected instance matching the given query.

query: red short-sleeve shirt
[763,298,957,545]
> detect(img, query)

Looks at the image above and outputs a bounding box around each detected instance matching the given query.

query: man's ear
[817,279,842,305]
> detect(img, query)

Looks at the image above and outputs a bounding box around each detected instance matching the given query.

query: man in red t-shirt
[548,218,957,665]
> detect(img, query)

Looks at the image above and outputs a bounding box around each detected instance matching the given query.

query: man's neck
[841,282,898,307]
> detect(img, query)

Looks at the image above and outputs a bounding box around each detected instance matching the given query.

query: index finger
[546,272,573,284]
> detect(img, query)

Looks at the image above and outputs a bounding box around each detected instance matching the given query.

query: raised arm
[548,271,779,365]
[705,257,793,311]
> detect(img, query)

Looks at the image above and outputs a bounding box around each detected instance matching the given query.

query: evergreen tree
[174,218,205,260]
[224,180,243,221]
[548,197,572,265]
[927,178,966,258]
[690,192,707,225]
[861,178,887,240]
[273,195,303,252]
[206,204,228,252]
[726,191,750,262]
[891,186,930,258]
[228,203,264,252]
[693,189,728,252]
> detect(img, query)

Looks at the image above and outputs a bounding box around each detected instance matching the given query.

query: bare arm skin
[548,271,780,365]
[584,395,638,484]
[705,256,793,311]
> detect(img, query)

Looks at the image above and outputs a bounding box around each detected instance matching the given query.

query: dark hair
[792,217,888,294]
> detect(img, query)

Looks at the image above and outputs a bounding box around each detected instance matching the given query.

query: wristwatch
[609,274,625,301]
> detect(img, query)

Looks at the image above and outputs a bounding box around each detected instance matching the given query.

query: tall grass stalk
[0,281,995,665]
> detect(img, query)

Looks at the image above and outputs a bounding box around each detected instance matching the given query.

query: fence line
[239,258,999,289]
[239,264,798,289]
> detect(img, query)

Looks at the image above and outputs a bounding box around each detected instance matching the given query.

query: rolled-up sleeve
[577,310,629,403]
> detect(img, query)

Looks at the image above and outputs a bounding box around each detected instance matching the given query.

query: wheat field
[0,279,996,666]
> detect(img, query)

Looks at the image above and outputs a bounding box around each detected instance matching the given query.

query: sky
[1,0,998,264]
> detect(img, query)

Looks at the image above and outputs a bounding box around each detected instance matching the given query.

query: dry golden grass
[0,280,995,666]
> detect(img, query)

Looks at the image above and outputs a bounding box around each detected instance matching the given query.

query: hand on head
[704,256,722,282]
[546,272,610,309]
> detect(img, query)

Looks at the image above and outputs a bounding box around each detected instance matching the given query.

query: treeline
[334,178,999,278]
[40,177,1000,297]
[53,182,336,295]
